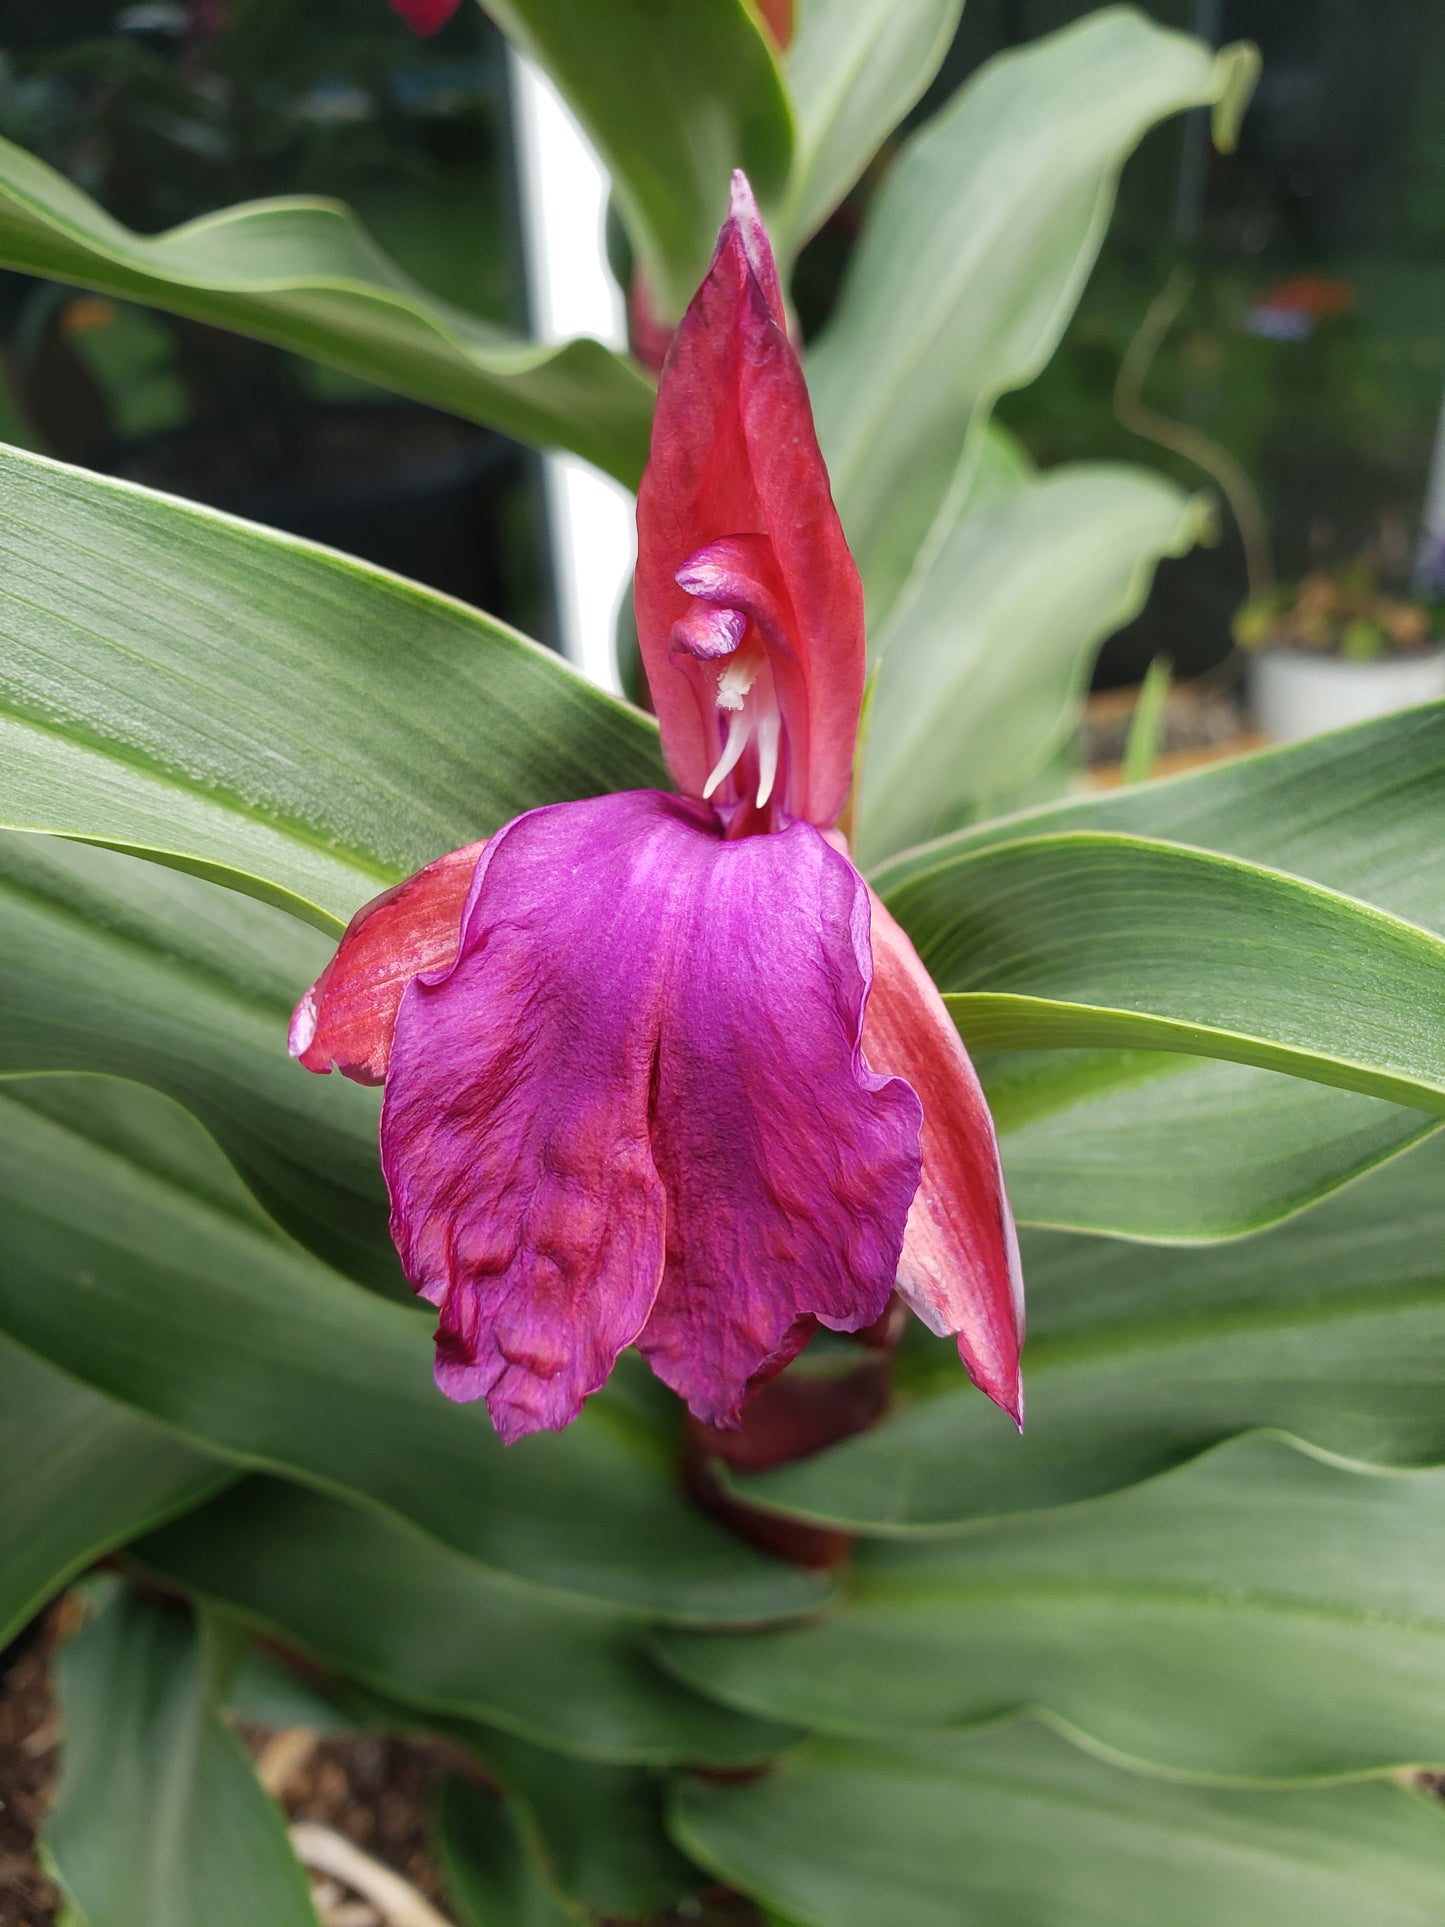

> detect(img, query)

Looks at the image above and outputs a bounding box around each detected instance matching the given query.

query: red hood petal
[635,172,864,830]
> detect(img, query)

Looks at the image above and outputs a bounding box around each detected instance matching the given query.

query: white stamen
[754,702,781,808]
[715,646,760,712]
[703,707,752,799]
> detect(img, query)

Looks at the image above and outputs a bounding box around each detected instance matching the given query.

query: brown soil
[0,1603,757,1926]
[1083,679,1249,770]
[0,1605,66,1927]
[244,1725,458,1916]
[0,1600,459,1927]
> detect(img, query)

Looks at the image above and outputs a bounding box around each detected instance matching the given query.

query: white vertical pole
[508,49,635,694]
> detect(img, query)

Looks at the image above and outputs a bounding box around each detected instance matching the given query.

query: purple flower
[292,175,1024,1443]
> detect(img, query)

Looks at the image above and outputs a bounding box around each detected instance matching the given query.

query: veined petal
[381,801,670,1443]
[288,841,484,1085]
[379,791,921,1441]
[635,814,921,1426]
[864,891,1026,1428]
[635,173,864,830]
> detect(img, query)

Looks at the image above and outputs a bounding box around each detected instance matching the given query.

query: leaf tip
[1211,42,1261,154]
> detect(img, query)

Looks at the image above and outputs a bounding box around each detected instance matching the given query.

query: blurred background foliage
[0,0,1438,684]
[0,0,541,624]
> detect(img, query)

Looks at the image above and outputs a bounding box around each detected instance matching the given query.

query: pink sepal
[288,841,485,1085]
[864,889,1026,1427]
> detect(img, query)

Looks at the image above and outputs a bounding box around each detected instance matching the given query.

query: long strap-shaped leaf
[809,8,1257,622]
[990,1051,1437,1240]
[435,1773,588,1926]
[0,1075,825,1624]
[888,830,1445,1113]
[0,840,397,1292]
[256,1681,706,1918]
[0,444,665,930]
[872,699,1445,926]
[730,1125,1445,1531]
[133,1478,796,1767]
[672,1717,1445,1927]
[663,1433,1445,1781]
[0,1330,227,1650]
[488,0,792,322]
[776,0,961,254]
[874,704,1445,1239]
[439,1724,702,1920]
[0,133,655,483]
[45,1587,318,1927]
[855,463,1204,862]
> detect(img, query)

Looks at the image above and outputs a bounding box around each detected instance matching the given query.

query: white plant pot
[1249,644,1445,744]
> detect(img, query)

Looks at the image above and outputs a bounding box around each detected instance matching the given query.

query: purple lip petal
[864,890,1026,1429]
[631,806,922,1427]
[380,806,670,1444]
[379,790,921,1441]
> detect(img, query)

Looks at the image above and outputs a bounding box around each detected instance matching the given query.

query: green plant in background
[0,0,514,458]
[3,3,1445,1922]
[1235,558,1442,662]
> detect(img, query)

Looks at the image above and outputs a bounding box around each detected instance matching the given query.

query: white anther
[715,646,761,712]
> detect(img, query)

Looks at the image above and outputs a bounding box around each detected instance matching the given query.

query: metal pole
[508,49,633,693]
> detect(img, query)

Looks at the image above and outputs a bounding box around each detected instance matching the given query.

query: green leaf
[672,1717,1445,1927]
[732,1127,1445,1532]
[0,1332,227,1649]
[854,466,1204,863]
[666,1434,1445,1780]
[0,837,398,1291]
[0,1074,826,1624]
[436,1776,584,1927]
[457,1728,703,1920]
[133,1480,796,1767]
[889,830,1445,1113]
[778,0,961,253]
[225,1645,360,1738]
[0,133,654,482]
[809,8,1256,621]
[232,1675,703,1918]
[491,0,793,321]
[44,1585,318,1927]
[278,1677,705,1918]
[873,701,1445,923]
[1121,655,1173,786]
[991,1051,1437,1240]
[0,444,665,931]
[874,704,1445,1236]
